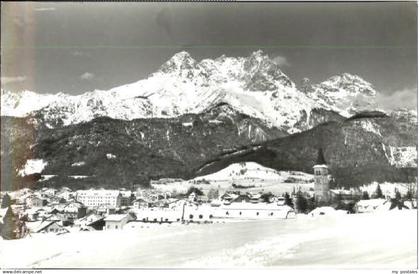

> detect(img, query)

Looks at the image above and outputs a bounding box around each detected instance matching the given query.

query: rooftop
[104,214,128,222]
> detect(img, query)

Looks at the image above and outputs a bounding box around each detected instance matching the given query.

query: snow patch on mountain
[356,120,382,136]
[71,161,85,167]
[18,159,47,176]
[382,144,417,168]
[69,175,89,179]
[39,175,57,182]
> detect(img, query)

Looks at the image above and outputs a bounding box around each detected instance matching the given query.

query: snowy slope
[192,162,313,182]
[2,51,386,133]
[0,211,416,268]
[150,162,314,194]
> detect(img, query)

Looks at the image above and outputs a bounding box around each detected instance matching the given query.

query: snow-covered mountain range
[1,50,392,133]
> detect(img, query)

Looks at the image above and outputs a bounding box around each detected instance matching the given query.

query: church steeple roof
[315,148,327,165]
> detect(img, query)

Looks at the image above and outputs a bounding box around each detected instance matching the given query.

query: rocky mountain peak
[321,73,376,96]
[159,51,197,74]
[242,50,293,90]
[247,49,266,61]
[2,51,412,136]
[300,78,314,94]
[303,72,379,117]
[244,50,274,70]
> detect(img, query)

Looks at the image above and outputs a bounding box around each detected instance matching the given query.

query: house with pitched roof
[33,220,69,234]
[104,213,135,230]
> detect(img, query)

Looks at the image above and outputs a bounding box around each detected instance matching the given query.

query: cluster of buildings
[0,186,298,239]
[0,149,416,240]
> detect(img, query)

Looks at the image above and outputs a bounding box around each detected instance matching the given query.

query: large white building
[132,199,295,223]
[76,190,122,208]
[215,202,295,220]
[104,214,134,230]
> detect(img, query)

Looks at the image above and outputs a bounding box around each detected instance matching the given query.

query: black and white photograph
[0,1,418,271]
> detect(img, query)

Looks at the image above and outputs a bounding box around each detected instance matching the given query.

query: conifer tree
[361,191,370,200]
[0,207,16,240]
[295,193,308,213]
[284,192,294,208]
[1,194,11,209]
[306,196,316,212]
[405,189,413,200]
[394,189,402,201]
[375,184,383,198]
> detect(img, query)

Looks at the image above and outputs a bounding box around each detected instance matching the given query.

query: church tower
[313,148,330,203]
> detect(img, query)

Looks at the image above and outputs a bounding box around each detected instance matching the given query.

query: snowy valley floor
[0,210,417,268]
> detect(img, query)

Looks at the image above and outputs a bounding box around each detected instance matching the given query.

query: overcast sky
[1,2,417,110]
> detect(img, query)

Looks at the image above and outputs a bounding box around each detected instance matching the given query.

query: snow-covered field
[0,210,416,268]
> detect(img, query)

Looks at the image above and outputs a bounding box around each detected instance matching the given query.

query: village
[0,150,417,240]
